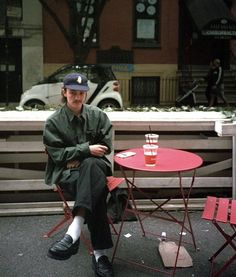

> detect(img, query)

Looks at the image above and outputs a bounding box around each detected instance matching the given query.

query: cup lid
[143,144,159,149]
[145,133,159,137]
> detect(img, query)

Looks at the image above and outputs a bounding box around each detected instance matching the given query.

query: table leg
[178,171,197,250]
[121,167,146,235]
[112,166,198,276]
[112,168,146,263]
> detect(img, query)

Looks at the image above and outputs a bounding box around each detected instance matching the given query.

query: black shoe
[92,255,114,277]
[47,234,80,260]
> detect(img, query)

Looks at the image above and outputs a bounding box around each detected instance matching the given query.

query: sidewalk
[0,211,235,277]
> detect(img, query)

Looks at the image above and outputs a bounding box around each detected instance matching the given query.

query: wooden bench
[0,111,233,215]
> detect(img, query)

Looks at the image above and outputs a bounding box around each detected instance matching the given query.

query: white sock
[66,215,84,243]
[93,249,107,262]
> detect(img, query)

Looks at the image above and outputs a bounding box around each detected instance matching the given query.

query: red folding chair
[43,177,124,254]
[202,196,236,277]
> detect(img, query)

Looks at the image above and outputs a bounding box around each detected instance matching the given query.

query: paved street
[0,211,235,277]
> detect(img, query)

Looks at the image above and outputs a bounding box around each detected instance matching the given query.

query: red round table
[114,147,203,172]
[112,147,203,276]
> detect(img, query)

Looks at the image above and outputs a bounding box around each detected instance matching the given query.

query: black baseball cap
[63,73,89,91]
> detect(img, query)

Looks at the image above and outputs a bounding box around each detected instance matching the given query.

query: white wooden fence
[0,110,235,215]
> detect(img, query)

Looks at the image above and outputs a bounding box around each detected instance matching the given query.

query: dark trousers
[59,157,113,250]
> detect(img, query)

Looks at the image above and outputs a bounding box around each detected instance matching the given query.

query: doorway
[0,38,22,104]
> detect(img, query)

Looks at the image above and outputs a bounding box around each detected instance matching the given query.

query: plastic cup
[143,144,158,166]
[145,133,159,145]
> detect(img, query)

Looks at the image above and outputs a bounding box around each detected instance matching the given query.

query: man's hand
[66,160,80,169]
[89,144,108,157]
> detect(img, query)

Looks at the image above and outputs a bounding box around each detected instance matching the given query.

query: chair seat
[202,196,236,277]
[107,176,124,191]
[202,196,236,225]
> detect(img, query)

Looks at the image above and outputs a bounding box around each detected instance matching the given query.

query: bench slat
[202,196,217,220]
[216,198,229,223]
[230,200,236,225]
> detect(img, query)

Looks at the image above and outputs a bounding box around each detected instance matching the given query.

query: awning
[185,0,236,38]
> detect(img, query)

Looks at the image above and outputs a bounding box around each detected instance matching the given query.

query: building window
[7,0,22,20]
[0,0,22,24]
[131,76,160,105]
[133,0,160,47]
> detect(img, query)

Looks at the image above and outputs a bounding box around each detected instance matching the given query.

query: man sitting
[43,72,114,277]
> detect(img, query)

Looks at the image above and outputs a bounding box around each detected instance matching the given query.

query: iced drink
[143,144,158,166]
[145,133,159,145]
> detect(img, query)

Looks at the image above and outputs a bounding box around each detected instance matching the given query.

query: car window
[45,64,116,84]
[47,67,74,83]
[73,65,88,77]
[88,67,100,83]
[95,66,116,82]
[53,67,86,82]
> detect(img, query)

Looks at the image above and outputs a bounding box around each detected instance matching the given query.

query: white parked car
[19,64,123,109]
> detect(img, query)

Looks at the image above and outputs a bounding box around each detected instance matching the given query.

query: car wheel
[98,99,120,110]
[24,100,45,108]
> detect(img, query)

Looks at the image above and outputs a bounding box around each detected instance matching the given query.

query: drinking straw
[148,125,152,144]
[148,125,154,156]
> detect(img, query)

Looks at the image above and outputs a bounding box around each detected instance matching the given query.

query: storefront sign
[201,19,236,38]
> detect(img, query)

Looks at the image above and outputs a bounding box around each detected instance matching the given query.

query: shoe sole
[93,271,114,277]
[94,271,114,277]
[47,247,79,260]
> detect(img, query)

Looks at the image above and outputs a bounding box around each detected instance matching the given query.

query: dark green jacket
[43,104,113,185]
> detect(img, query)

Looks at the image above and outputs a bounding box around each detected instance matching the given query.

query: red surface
[231,200,236,225]
[216,198,229,223]
[106,176,124,192]
[203,197,236,225]
[114,147,203,172]
[202,196,217,220]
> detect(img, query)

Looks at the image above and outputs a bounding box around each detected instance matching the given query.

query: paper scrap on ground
[158,241,193,268]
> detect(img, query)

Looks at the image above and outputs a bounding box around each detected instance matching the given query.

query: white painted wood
[193,159,232,176]
[215,121,236,136]
[0,198,207,216]
[0,179,48,191]
[0,141,44,152]
[0,111,228,131]
[0,111,227,122]
[0,153,46,163]
[0,202,62,209]
[214,121,236,199]
[0,177,231,192]
[129,177,232,188]
[115,138,232,150]
[0,168,44,179]
[0,110,235,214]
[0,150,229,163]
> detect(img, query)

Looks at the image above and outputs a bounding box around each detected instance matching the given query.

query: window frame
[0,0,22,24]
[133,0,161,48]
